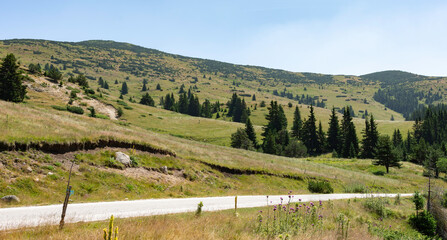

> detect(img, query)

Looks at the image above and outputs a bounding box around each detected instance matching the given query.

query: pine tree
[46,65,62,82]
[341,106,359,158]
[392,129,403,147]
[104,81,109,89]
[187,95,200,116]
[231,128,253,150]
[252,94,256,101]
[140,93,155,106]
[301,105,320,155]
[121,82,128,95]
[156,83,162,90]
[317,121,327,153]
[115,80,118,84]
[373,135,401,173]
[201,99,212,118]
[98,77,104,87]
[263,131,277,154]
[360,115,379,159]
[142,82,147,91]
[0,54,26,102]
[178,93,189,114]
[327,107,340,153]
[245,117,257,148]
[291,106,302,139]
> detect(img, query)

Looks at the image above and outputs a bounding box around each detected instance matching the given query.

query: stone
[1,195,20,203]
[115,152,131,167]
[47,172,54,176]
[24,166,33,173]
[161,166,168,174]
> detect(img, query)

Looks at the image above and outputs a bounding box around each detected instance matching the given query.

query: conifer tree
[301,105,320,155]
[317,121,327,153]
[291,106,302,139]
[252,94,256,101]
[360,115,379,159]
[139,93,154,106]
[341,106,359,158]
[327,107,340,153]
[187,95,200,116]
[392,129,403,147]
[178,93,189,114]
[104,81,109,89]
[201,99,212,118]
[263,130,277,154]
[121,82,128,95]
[156,83,162,90]
[142,82,147,91]
[0,54,26,102]
[373,135,401,173]
[46,65,62,82]
[98,77,104,86]
[245,117,257,148]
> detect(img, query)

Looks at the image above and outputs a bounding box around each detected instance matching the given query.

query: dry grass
[0,198,418,239]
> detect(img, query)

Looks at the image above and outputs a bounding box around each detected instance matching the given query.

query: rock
[47,172,54,176]
[115,152,131,167]
[1,195,20,203]
[161,166,168,174]
[24,166,33,173]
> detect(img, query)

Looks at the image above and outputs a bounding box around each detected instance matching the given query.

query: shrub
[363,197,392,218]
[195,201,204,217]
[409,210,437,237]
[96,114,109,120]
[67,105,84,114]
[51,105,67,111]
[442,192,447,208]
[307,180,334,193]
[130,156,139,167]
[373,170,385,176]
[344,183,367,193]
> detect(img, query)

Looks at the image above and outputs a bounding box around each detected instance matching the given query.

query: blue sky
[2,0,447,76]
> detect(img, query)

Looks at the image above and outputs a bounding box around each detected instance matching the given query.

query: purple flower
[299,199,302,202]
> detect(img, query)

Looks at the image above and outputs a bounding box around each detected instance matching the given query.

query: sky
[1,0,447,76]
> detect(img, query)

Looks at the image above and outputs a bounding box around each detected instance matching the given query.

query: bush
[307,180,334,193]
[409,210,437,237]
[104,157,124,169]
[344,183,367,193]
[66,105,84,114]
[51,105,67,111]
[442,192,447,208]
[373,170,385,176]
[363,197,392,218]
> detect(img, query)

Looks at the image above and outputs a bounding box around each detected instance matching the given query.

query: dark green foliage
[252,94,256,101]
[340,106,359,158]
[231,128,254,150]
[177,93,188,114]
[45,64,62,82]
[66,105,84,114]
[116,107,123,118]
[260,101,266,107]
[327,107,340,152]
[139,93,155,106]
[88,106,96,117]
[0,54,27,102]
[317,121,327,153]
[291,106,302,139]
[156,83,162,90]
[373,135,401,173]
[201,99,212,118]
[28,63,41,74]
[68,74,89,88]
[187,95,200,116]
[104,81,109,89]
[163,93,175,111]
[262,131,277,155]
[227,93,250,123]
[245,117,257,148]
[284,140,307,158]
[360,115,379,159]
[141,82,147,91]
[301,105,320,155]
[120,82,128,95]
[307,180,334,194]
[51,105,67,111]
[409,211,437,237]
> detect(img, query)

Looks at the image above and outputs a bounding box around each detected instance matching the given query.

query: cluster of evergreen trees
[68,74,89,88]
[272,89,326,108]
[159,89,219,118]
[0,54,27,102]
[98,77,109,89]
[44,64,62,82]
[227,93,250,123]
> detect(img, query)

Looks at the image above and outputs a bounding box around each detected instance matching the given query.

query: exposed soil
[25,75,117,120]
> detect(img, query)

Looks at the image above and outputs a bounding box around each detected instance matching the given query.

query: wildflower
[319,200,322,206]
[299,199,302,202]
[280,197,283,201]
[259,210,263,213]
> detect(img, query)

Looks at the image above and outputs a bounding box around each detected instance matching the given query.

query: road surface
[0,193,412,230]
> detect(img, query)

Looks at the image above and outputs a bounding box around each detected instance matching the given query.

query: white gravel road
[0,193,412,230]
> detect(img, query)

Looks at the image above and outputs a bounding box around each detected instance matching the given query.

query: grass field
[0,197,426,239]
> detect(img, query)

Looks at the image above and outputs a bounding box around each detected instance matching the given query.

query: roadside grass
[0,197,424,240]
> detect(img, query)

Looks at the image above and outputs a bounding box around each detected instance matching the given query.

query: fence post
[59,161,74,230]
